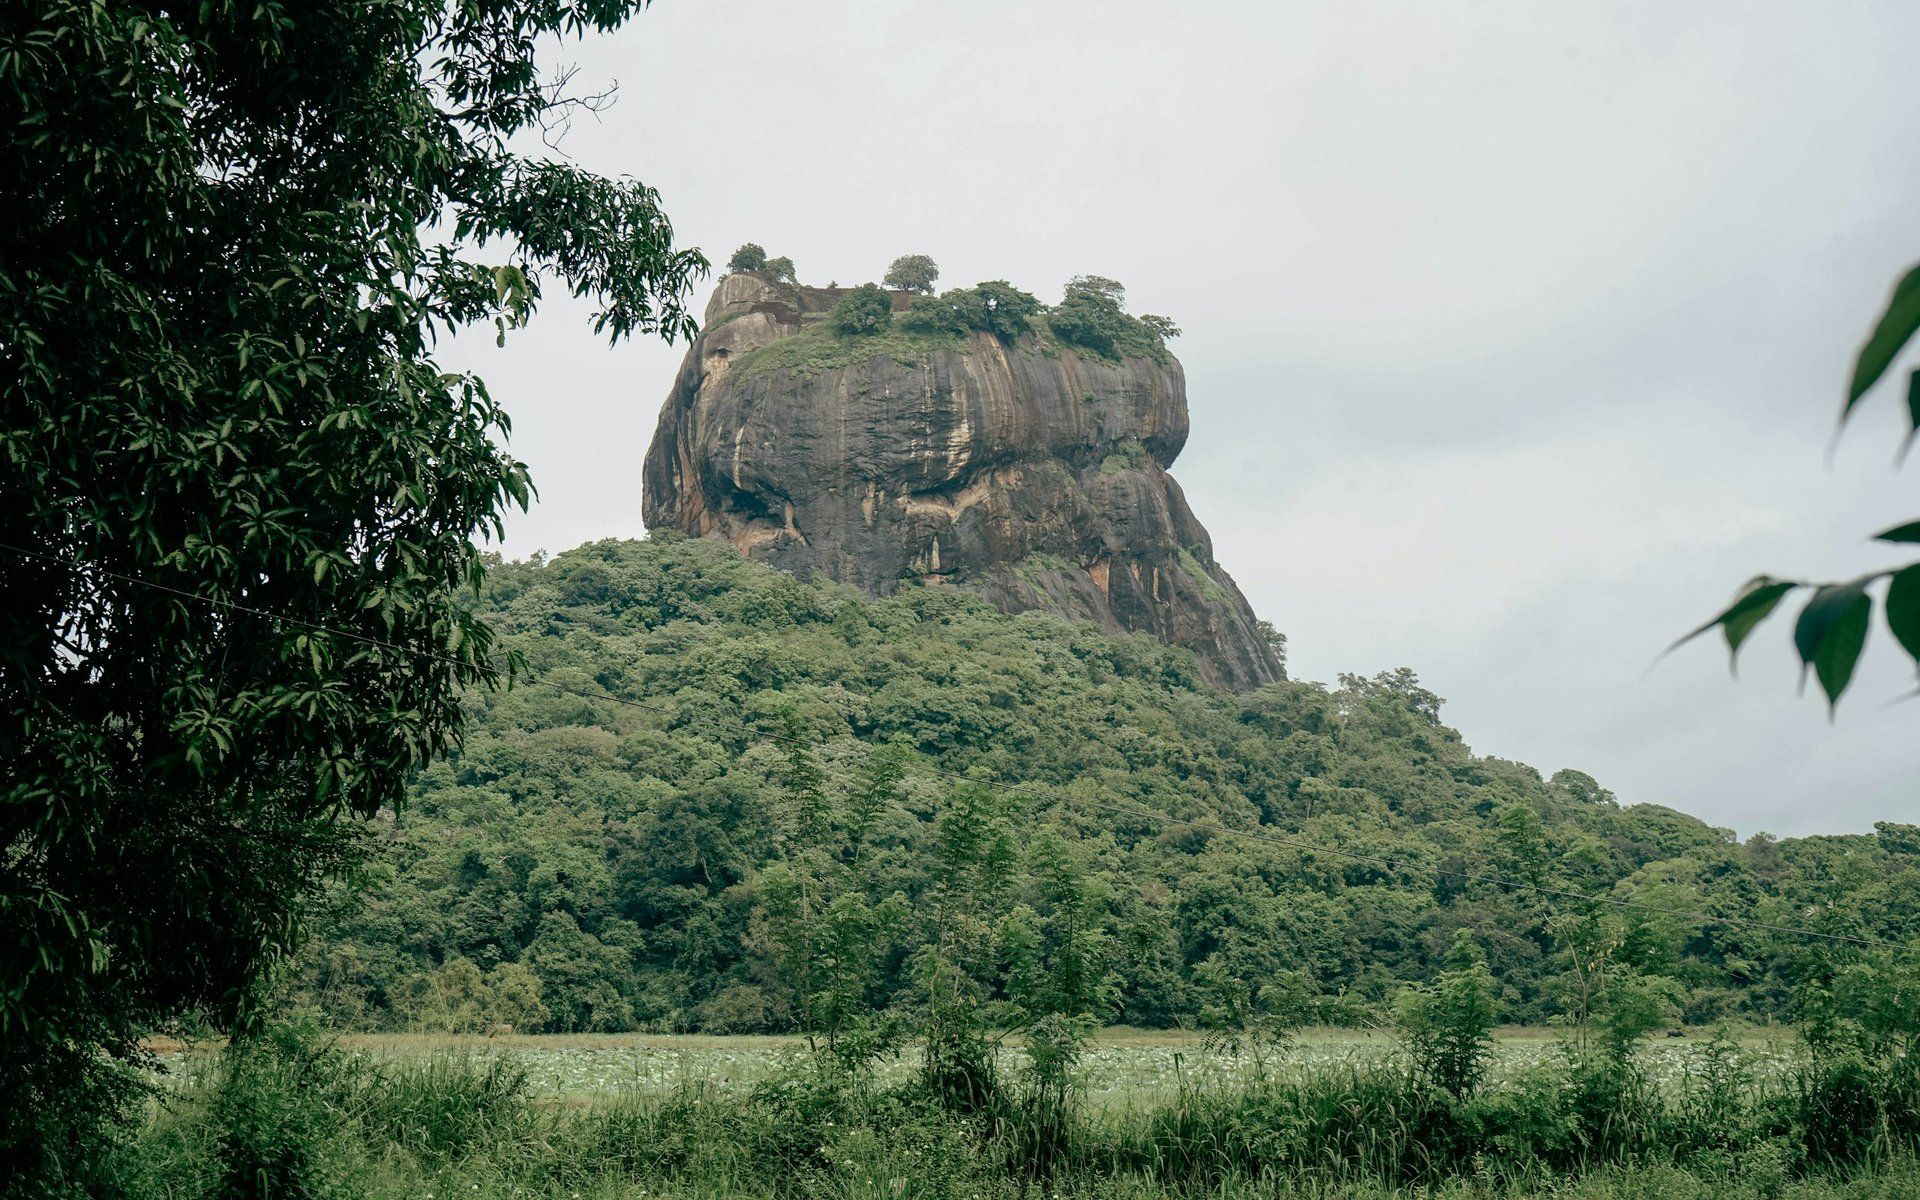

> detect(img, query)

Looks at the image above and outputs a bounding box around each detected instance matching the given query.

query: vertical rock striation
[642,272,1284,691]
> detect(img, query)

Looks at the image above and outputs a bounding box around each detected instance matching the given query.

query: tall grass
[105,1026,1920,1200]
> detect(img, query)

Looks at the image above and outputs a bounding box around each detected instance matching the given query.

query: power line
[5,540,1910,955]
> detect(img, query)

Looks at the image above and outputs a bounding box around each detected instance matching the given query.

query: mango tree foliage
[0,0,702,1183]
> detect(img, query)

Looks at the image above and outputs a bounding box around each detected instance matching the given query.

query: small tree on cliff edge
[0,0,703,1185]
[884,254,941,294]
[728,243,769,272]
[1063,274,1127,306]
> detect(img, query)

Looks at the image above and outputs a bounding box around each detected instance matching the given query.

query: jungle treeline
[287,535,1918,1036]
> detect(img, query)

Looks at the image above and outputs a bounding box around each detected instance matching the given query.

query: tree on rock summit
[884,255,940,295]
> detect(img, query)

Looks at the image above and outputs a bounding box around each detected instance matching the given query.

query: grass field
[119,1022,1920,1200]
[145,1025,1797,1104]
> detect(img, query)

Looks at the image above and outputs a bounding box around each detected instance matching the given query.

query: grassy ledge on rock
[729,321,971,380]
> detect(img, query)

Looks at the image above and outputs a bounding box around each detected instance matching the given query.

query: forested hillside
[292,535,1919,1034]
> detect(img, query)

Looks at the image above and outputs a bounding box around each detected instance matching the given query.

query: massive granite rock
[642,272,1284,691]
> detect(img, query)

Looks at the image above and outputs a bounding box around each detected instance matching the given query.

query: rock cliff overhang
[642,272,1283,692]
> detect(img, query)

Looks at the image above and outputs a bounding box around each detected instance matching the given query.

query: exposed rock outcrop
[642,272,1284,691]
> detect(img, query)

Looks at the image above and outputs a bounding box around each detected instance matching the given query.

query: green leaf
[1887,564,1920,663]
[1849,263,1920,416]
[1720,579,1796,665]
[1903,370,1920,463]
[1668,577,1797,670]
[1876,520,1920,544]
[1793,581,1873,707]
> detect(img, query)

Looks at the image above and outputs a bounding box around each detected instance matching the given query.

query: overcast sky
[442,1,1920,839]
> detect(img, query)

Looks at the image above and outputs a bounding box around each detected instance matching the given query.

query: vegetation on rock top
[723,265,1178,379]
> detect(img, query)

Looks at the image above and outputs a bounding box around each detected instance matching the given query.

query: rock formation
[642,272,1284,691]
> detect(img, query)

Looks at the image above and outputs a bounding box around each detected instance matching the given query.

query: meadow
[147,1026,1795,1103]
[114,1022,1920,1200]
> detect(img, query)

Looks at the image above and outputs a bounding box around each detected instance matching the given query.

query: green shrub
[728,243,768,272]
[1799,1053,1882,1166]
[830,283,893,335]
[898,292,972,338]
[1141,313,1181,341]
[0,1041,146,1200]
[899,281,1042,343]
[729,322,966,380]
[1047,292,1120,357]
[1042,276,1177,362]
[357,1054,535,1166]
[1396,930,1499,1099]
[1049,290,1170,361]
[211,1028,356,1200]
[968,281,1042,341]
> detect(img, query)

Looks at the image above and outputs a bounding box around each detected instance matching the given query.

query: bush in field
[1396,930,1499,1098]
[211,1028,354,1200]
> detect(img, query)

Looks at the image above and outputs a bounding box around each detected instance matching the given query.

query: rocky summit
[642,271,1284,691]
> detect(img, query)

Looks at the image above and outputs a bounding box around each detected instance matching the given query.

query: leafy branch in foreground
[1680,267,1920,708]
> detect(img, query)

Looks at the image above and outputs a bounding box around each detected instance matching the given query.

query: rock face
[642,273,1284,691]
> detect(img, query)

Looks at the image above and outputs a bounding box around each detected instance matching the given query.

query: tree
[1048,290,1128,358]
[884,254,940,295]
[0,1,703,1184]
[1049,281,1175,362]
[728,243,769,272]
[765,255,797,284]
[1254,619,1288,674]
[964,281,1042,343]
[830,283,893,335]
[1063,274,1127,305]
[1679,264,1920,708]
[915,780,1020,1113]
[485,961,550,1032]
[1141,314,1182,341]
